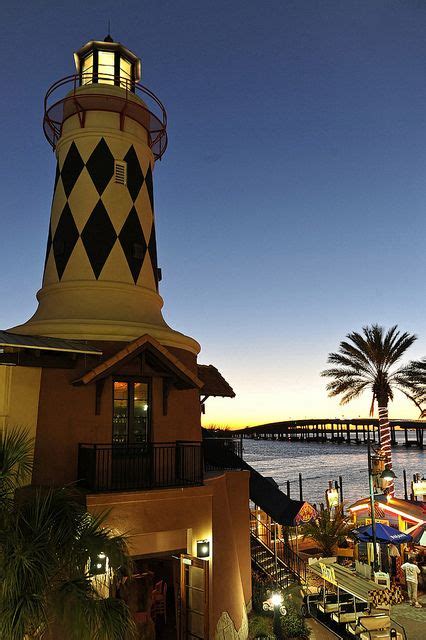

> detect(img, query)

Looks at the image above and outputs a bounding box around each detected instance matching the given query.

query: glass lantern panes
[98,50,115,84]
[81,53,93,85]
[120,57,132,89]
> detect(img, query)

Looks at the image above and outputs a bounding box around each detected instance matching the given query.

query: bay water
[243,431,425,506]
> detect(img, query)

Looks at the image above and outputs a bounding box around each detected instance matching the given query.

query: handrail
[250,532,290,589]
[43,73,168,160]
[250,509,307,583]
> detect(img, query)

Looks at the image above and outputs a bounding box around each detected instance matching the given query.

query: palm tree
[0,427,136,640]
[321,325,425,494]
[301,505,353,557]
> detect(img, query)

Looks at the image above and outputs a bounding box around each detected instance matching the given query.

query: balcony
[78,441,203,492]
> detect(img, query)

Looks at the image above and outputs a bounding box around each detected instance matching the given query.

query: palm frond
[321,324,421,416]
[1,434,136,640]
[0,427,34,507]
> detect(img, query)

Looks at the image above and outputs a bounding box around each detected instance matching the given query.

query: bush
[279,601,310,640]
[248,612,273,639]
[252,570,275,613]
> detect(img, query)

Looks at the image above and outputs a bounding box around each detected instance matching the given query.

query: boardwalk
[235,419,426,448]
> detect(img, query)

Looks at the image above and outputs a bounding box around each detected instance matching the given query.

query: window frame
[79,49,135,91]
[112,376,152,444]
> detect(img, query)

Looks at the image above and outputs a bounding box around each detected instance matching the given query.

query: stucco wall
[208,473,250,639]
[86,471,250,640]
[0,365,41,471]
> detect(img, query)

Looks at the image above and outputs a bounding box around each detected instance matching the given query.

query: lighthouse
[0,36,252,640]
[11,36,199,355]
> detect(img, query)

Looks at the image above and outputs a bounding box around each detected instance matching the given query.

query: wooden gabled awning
[72,334,203,390]
[197,365,235,398]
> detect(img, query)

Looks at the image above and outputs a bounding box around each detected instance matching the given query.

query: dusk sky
[1,1,425,427]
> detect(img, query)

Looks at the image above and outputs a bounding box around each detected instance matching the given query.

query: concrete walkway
[306,618,340,639]
[391,592,426,640]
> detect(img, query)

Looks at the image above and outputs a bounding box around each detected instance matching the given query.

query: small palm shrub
[248,612,273,639]
[279,600,310,640]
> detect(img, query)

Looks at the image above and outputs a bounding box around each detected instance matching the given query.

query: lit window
[81,53,93,85]
[98,50,115,85]
[120,57,132,89]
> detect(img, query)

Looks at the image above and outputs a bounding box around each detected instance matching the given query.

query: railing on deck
[250,509,307,584]
[78,441,203,492]
[203,437,243,471]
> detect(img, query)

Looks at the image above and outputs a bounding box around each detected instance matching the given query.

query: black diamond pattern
[124,145,144,201]
[86,138,115,196]
[118,207,147,283]
[53,203,79,279]
[44,225,52,271]
[81,200,117,279]
[145,163,154,211]
[60,142,84,197]
[53,162,60,191]
[148,226,159,289]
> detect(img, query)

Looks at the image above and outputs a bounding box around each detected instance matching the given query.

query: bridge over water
[235,418,426,449]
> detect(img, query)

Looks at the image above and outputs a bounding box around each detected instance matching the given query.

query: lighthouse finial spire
[104,20,113,42]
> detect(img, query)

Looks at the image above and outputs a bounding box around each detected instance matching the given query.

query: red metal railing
[43,74,168,160]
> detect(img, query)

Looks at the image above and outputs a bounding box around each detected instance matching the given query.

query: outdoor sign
[412,480,426,498]
[319,562,337,585]
[326,487,339,509]
[294,502,317,524]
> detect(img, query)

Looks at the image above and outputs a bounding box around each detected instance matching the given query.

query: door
[179,555,209,640]
[113,380,150,443]
[112,380,150,489]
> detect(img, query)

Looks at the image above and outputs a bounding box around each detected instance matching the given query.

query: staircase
[251,533,293,588]
[250,510,307,586]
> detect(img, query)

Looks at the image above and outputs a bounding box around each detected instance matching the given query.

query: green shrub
[252,570,275,613]
[279,601,310,640]
[248,612,273,639]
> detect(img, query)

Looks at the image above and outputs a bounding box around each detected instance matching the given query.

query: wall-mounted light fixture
[196,539,210,558]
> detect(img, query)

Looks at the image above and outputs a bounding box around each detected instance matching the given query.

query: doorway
[113,380,150,444]
[179,555,209,640]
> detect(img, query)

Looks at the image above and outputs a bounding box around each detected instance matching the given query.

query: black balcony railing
[78,441,203,492]
[203,437,243,471]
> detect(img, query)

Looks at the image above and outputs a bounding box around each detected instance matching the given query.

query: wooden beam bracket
[163,378,171,416]
[95,379,106,415]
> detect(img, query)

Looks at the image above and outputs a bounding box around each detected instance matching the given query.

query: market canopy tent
[353,523,412,544]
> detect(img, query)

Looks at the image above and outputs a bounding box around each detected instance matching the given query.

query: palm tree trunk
[378,402,394,496]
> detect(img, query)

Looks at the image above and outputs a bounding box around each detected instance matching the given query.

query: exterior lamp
[366,444,397,572]
[271,591,286,636]
[196,540,210,558]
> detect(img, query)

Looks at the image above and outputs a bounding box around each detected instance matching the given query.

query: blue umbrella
[353,522,412,544]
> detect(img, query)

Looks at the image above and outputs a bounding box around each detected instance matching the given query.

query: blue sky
[1,1,425,425]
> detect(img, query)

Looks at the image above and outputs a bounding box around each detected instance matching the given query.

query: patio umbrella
[352,522,412,544]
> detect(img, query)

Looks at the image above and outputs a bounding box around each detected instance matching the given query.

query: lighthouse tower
[11,36,199,355]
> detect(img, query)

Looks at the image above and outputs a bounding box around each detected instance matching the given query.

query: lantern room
[74,36,141,90]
